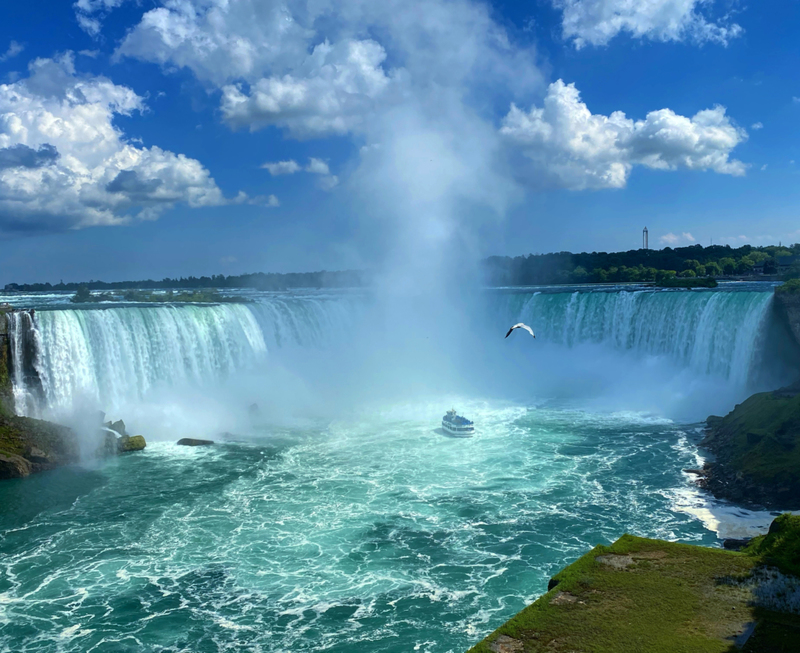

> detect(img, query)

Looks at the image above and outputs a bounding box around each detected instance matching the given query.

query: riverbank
[468,515,800,653]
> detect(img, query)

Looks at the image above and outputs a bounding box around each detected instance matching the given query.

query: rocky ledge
[467,515,800,653]
[698,384,800,510]
[0,414,79,478]
[0,415,147,480]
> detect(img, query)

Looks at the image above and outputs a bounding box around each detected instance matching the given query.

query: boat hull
[441,422,474,438]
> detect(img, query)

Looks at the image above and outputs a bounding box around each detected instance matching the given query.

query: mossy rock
[118,434,146,452]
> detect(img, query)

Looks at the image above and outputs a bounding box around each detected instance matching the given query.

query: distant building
[752,256,798,275]
[777,256,799,274]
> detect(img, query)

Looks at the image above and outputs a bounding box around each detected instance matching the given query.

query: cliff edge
[467,515,800,653]
[699,387,800,510]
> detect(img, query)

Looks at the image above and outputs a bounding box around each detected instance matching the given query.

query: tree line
[4,270,367,293]
[481,243,800,286]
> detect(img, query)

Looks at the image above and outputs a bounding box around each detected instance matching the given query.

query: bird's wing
[521,324,535,338]
[504,327,514,338]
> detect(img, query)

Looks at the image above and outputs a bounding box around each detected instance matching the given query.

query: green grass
[468,520,800,653]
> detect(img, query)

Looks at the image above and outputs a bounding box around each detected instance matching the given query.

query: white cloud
[761,164,767,171]
[0,54,232,234]
[261,157,338,191]
[219,39,392,137]
[751,122,763,130]
[501,80,747,190]
[305,158,330,175]
[659,232,696,245]
[0,41,24,63]
[793,97,800,104]
[266,194,279,207]
[261,160,300,175]
[553,0,742,48]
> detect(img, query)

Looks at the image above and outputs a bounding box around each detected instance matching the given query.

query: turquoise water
[1,399,716,653]
[1,285,790,652]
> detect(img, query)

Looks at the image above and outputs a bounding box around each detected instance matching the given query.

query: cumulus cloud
[501,80,747,189]
[0,53,231,233]
[751,122,763,130]
[261,160,301,175]
[659,232,696,245]
[0,41,24,63]
[553,0,743,48]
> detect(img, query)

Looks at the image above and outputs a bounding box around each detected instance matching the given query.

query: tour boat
[442,409,474,437]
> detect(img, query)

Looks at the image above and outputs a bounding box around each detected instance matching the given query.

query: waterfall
[9,294,365,417]
[8,310,43,415]
[7,287,786,418]
[494,288,777,386]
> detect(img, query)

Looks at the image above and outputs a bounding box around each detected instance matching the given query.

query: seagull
[505,323,535,339]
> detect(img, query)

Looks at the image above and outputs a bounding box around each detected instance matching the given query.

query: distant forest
[5,243,800,292]
[482,243,800,286]
[4,270,366,292]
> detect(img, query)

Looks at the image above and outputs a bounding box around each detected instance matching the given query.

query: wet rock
[25,445,54,464]
[0,452,31,478]
[109,420,127,437]
[118,434,146,452]
[177,438,214,447]
[722,538,751,551]
[489,635,524,653]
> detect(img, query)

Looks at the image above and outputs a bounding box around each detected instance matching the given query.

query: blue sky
[0,0,798,284]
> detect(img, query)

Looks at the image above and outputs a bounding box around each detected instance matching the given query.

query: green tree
[678,269,697,278]
[571,266,589,283]
[736,256,754,275]
[718,257,736,275]
[70,286,92,303]
[705,261,722,277]
[695,264,707,277]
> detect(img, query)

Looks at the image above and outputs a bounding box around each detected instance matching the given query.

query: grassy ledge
[467,516,800,653]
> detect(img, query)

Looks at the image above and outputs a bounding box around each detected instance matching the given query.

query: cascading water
[493,288,777,387]
[10,293,365,418]
[7,310,43,416]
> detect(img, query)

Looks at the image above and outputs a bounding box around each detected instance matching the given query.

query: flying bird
[505,323,535,339]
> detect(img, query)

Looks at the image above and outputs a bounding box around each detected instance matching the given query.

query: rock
[547,577,560,591]
[0,453,31,478]
[596,554,634,569]
[722,538,751,551]
[109,420,127,437]
[177,438,214,447]
[25,445,54,464]
[550,591,579,605]
[684,468,705,476]
[97,430,119,457]
[118,435,146,452]
[489,635,524,653]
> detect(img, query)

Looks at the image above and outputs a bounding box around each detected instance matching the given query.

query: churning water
[0,285,793,653]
